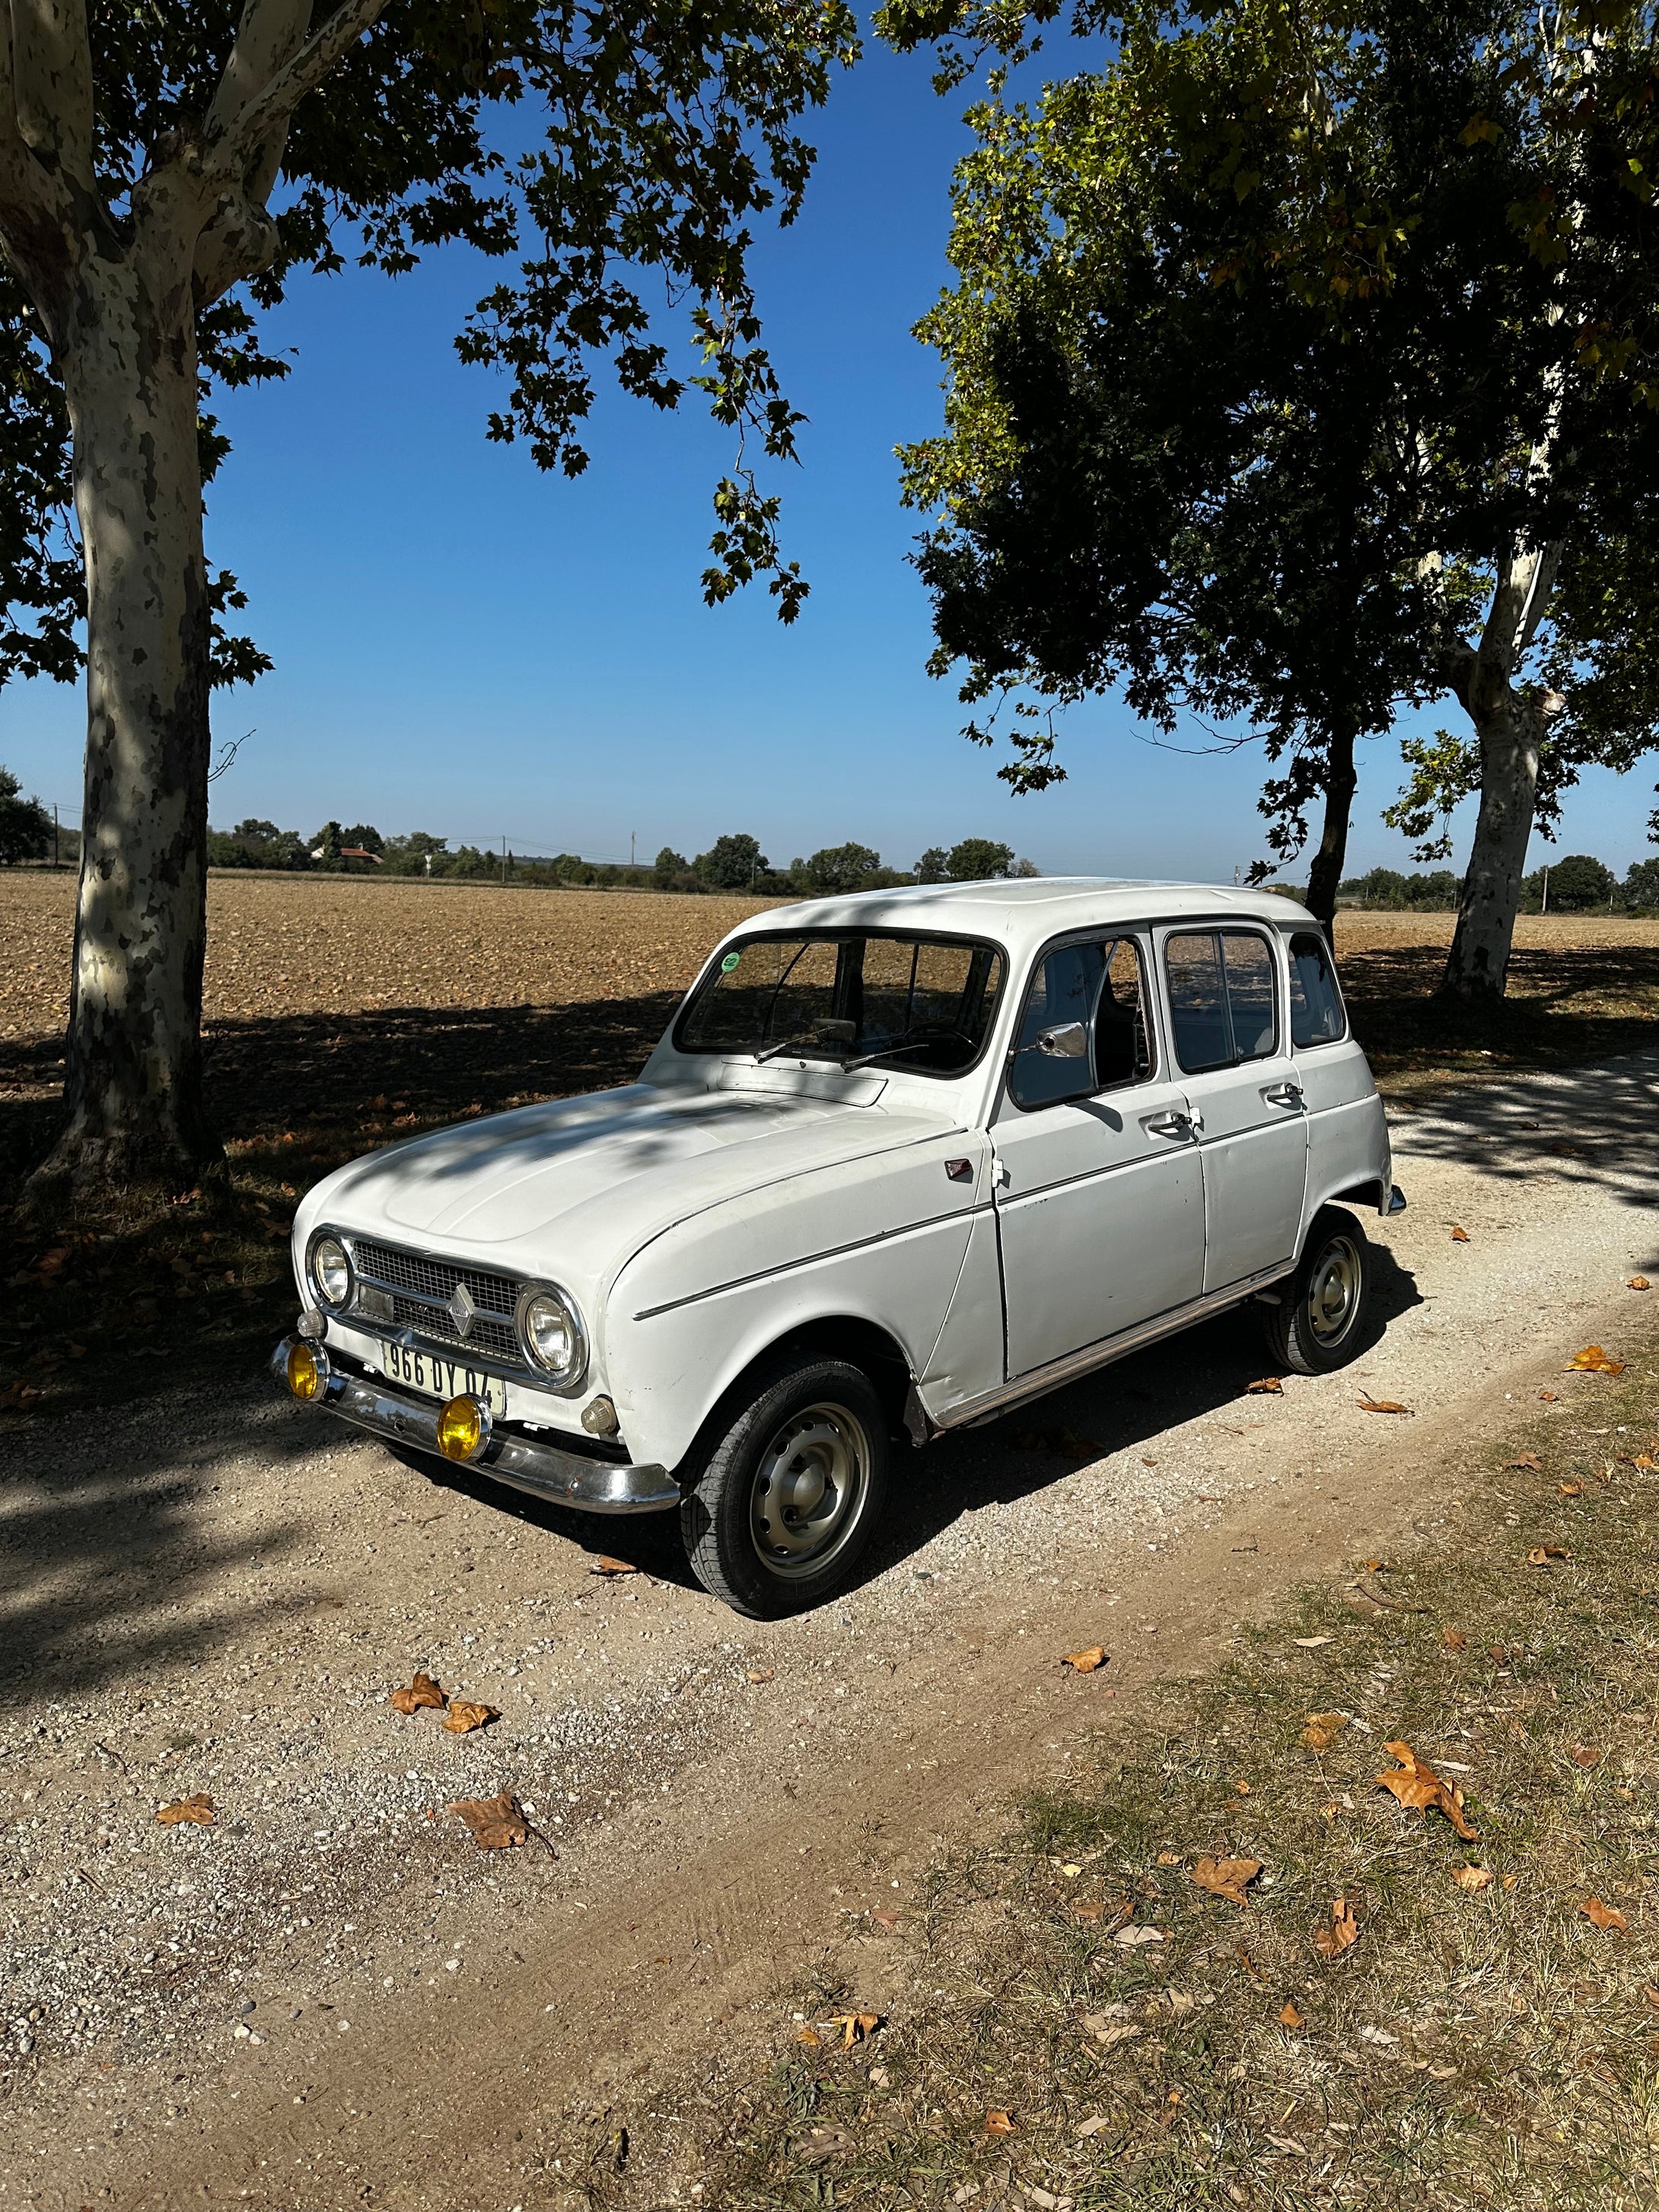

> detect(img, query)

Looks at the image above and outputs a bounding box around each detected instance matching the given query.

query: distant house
[310,844,384,866]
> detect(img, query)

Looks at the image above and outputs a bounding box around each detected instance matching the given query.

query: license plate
[376,1342,514,1418]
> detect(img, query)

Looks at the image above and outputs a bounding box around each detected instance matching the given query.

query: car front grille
[349,1235,523,1364]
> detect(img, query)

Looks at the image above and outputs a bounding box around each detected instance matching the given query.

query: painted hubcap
[750,1402,871,1580]
[1307,1234,1362,1345]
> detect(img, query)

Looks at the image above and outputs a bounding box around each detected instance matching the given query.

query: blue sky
[2,40,1652,882]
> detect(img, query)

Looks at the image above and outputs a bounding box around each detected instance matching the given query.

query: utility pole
[52,804,59,868]
[630,831,636,868]
[501,834,507,887]
[1540,864,1549,915]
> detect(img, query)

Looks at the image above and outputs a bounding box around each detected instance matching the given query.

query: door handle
[1144,1110,1194,1141]
[1263,1082,1304,1109]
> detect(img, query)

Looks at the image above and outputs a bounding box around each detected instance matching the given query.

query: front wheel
[680,1353,890,1618]
[1261,1205,1371,1375]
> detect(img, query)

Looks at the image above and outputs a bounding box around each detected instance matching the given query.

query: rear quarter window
[1287,931,1348,1047]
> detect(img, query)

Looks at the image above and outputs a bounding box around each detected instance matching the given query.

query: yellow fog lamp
[285,1338,330,1402]
[436,1392,492,1463]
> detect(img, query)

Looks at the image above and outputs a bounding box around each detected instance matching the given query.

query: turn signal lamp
[436,1393,490,1463]
[286,1340,326,1402]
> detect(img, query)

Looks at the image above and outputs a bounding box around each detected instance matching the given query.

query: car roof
[740,876,1317,950]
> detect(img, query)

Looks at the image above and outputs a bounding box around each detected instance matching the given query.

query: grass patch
[702,1345,1659,2210]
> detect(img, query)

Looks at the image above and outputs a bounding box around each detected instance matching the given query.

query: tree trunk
[36,252,218,1199]
[1438,701,1542,1002]
[1302,722,1358,940]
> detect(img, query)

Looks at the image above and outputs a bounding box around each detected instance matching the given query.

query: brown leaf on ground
[1357,1393,1415,1415]
[794,2025,822,2048]
[1569,1743,1603,1768]
[1505,1452,1543,1471]
[1450,1225,1470,1242]
[1581,1897,1626,1932]
[1192,1854,1262,1905]
[157,1793,215,1827]
[1452,1864,1494,1892]
[1526,1544,1572,1566]
[1061,1645,1107,1673]
[390,1671,445,1715]
[1539,1391,1560,1402]
[1642,1985,1659,2010]
[588,1555,638,1577]
[1156,1851,1183,1866]
[1072,1902,1104,1922]
[1247,1377,1284,1395]
[1301,1711,1349,1751]
[1629,1277,1651,1291]
[985,2109,1016,2136]
[441,1699,498,1736]
[871,1908,900,1931]
[828,2010,880,2047]
[746,1668,775,1684]
[1345,1577,1427,1615]
[1559,1479,1584,1497]
[1441,1626,1469,1652]
[448,1792,527,1849]
[1280,2000,1306,2028]
[1293,1634,1334,1647]
[1374,1741,1478,1839]
[1567,1346,1625,1376]
[798,2125,853,2164]
[1314,1897,1360,1959]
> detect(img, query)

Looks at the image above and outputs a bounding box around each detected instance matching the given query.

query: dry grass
[699,1338,1659,2211]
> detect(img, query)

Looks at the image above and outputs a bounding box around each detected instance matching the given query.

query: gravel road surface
[4,1052,1657,2210]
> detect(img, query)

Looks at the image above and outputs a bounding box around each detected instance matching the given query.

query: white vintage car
[275,880,1400,1615]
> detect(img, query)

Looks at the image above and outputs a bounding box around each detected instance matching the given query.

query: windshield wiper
[841,1039,938,1072]
[752,1023,855,1067]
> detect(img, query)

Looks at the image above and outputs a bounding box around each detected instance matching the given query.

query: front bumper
[269,1338,680,1515]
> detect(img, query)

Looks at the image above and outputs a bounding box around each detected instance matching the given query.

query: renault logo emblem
[448,1281,476,1338]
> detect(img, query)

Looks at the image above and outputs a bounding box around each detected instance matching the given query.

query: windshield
[676,931,1007,1077]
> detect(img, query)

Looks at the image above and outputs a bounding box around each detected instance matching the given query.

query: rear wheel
[680,1353,889,1618]
[1261,1205,1371,1374]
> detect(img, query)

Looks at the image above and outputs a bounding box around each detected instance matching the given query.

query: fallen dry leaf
[1192,1854,1262,1905]
[1567,1346,1625,1376]
[1234,1781,1253,1795]
[1505,1452,1543,1472]
[1569,1743,1603,1768]
[1539,1391,1560,1402]
[1559,1480,1584,1497]
[827,2010,880,2047]
[1643,1985,1659,2010]
[746,1668,775,1684]
[798,2125,853,2164]
[871,1908,900,1931]
[1452,1864,1495,1893]
[1581,1897,1626,1932]
[447,1791,527,1850]
[390,1671,445,1715]
[1450,1226,1470,1243]
[157,1793,215,1827]
[986,2109,1016,2136]
[1113,1924,1166,1947]
[1345,1577,1427,1616]
[1061,1645,1107,1673]
[1301,1711,1349,1751]
[1441,1626,1469,1652]
[1374,1741,1478,1840]
[1077,2114,1110,2137]
[1293,1634,1334,1648]
[588,1555,638,1577]
[1247,1377,1284,1395]
[1502,1873,1520,1892]
[1526,1544,1572,1566]
[441,1700,498,1736]
[1356,1393,1414,1415]
[1279,2000,1305,2029]
[1073,1902,1104,1923]
[795,2024,822,2048]
[1314,1897,1359,1959]
[1629,1277,1651,1291]
[1156,1851,1183,1867]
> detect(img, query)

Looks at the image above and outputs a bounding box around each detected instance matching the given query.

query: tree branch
[11,0,91,184]
[196,1,313,305]
[209,0,390,175]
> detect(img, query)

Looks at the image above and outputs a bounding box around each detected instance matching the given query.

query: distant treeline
[1336,858,1659,915]
[199,822,1041,894]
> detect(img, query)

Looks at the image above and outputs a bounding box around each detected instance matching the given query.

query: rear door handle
[1263,1082,1304,1109]
[1144,1110,1194,1141]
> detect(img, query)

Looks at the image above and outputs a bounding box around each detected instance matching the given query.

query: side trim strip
[931,1258,1294,1431]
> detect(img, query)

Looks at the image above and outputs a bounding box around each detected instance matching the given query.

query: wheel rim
[1307,1234,1362,1345]
[750,1401,872,1581]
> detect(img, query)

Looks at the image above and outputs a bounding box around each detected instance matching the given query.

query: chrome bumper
[269,1339,680,1515]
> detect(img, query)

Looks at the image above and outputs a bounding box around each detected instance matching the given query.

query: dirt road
[5,1054,1657,2210]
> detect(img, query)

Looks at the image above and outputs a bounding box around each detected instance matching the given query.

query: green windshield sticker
[721,951,741,972]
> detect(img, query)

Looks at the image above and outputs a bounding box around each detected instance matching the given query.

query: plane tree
[0,0,857,1201]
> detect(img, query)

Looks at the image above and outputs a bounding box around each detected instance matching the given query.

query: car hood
[295,1075,963,1303]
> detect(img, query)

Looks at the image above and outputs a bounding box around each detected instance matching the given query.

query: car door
[994,931,1205,1379]
[1160,926,1309,1293]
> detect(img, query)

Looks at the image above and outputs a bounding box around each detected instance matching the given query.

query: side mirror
[1031,1020,1088,1060]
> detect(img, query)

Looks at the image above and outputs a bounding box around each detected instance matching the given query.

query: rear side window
[1164,930,1280,1072]
[1288,931,1347,1047]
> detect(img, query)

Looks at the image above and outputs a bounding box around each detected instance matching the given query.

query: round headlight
[517,1285,586,1389]
[310,1233,352,1310]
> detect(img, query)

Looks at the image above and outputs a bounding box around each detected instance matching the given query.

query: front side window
[1008,936,1154,1109]
[676,931,1005,1077]
[1287,931,1347,1047]
[1164,929,1280,1073]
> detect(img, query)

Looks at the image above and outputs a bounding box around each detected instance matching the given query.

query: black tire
[1261,1205,1371,1375]
[680,1352,890,1618]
